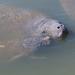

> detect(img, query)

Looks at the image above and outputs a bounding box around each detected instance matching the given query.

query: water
[0,0,75,75]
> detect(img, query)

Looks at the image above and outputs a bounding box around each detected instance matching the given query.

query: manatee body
[0,5,65,61]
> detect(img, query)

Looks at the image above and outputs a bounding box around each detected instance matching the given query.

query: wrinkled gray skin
[23,16,64,49]
[0,5,65,61]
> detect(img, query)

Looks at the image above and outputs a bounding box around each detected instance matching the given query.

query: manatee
[0,5,67,61]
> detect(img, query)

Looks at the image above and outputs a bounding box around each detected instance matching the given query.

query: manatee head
[41,19,68,39]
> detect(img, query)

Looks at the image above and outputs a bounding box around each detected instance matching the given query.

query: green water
[0,0,75,75]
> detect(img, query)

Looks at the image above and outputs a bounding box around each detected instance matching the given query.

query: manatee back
[0,5,48,61]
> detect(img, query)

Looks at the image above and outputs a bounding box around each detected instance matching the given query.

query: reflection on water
[60,0,75,20]
[0,0,75,75]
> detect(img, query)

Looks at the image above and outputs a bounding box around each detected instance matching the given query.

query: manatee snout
[58,22,69,39]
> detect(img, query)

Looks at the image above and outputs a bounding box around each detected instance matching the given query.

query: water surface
[0,0,75,75]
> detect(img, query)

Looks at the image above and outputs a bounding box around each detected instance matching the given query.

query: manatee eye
[42,31,48,37]
[57,26,60,29]
[42,31,46,34]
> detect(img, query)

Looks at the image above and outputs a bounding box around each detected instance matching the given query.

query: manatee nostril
[61,24,64,27]
[61,24,63,26]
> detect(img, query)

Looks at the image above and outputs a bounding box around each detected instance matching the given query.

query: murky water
[0,0,75,75]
